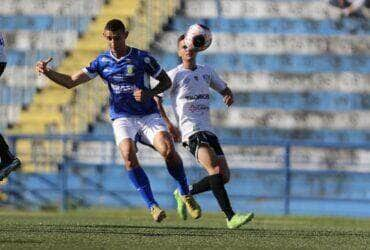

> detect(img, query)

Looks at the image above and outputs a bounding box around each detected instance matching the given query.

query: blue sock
[166,161,189,195]
[127,167,157,209]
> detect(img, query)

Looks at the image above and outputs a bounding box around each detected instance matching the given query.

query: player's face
[178,39,197,61]
[103,30,127,53]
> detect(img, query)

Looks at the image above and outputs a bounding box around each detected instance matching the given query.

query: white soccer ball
[184,24,212,52]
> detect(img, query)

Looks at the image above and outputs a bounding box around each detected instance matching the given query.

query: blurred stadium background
[0,0,370,217]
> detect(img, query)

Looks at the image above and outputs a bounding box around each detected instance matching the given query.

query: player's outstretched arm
[134,70,172,102]
[35,58,91,89]
[153,70,172,94]
[154,96,181,142]
[220,87,234,107]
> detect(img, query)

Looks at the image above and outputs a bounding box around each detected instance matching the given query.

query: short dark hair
[104,19,126,32]
[177,34,185,46]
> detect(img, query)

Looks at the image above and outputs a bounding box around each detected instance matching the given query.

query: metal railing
[1,134,370,217]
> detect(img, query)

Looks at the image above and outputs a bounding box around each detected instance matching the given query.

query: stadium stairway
[2,0,180,172]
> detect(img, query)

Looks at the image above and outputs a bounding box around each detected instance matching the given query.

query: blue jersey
[83,47,163,120]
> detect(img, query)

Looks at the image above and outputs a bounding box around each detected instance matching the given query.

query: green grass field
[0,209,369,249]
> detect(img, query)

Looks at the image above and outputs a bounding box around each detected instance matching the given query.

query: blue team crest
[101,56,111,63]
[126,65,135,76]
[103,68,112,74]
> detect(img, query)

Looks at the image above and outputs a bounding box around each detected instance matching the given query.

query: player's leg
[0,133,21,181]
[186,132,254,228]
[218,156,230,184]
[196,144,236,220]
[188,142,229,195]
[113,118,165,222]
[153,131,201,219]
[153,132,189,194]
[197,144,253,229]
[141,113,201,219]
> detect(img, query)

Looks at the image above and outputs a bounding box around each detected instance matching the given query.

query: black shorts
[0,62,6,77]
[183,131,224,160]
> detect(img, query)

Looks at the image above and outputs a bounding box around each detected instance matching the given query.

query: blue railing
[3,134,370,217]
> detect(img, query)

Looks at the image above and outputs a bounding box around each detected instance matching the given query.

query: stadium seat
[5,0,181,173]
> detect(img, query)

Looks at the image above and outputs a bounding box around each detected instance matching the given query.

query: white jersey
[0,33,6,62]
[166,64,227,141]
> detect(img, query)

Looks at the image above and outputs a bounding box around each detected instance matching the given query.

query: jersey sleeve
[82,56,100,79]
[351,0,366,11]
[143,53,163,79]
[208,66,227,92]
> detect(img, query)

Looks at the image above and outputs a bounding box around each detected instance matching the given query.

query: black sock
[0,134,14,164]
[189,176,211,195]
[209,173,235,220]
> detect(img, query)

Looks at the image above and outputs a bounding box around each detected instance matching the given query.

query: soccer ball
[184,24,212,52]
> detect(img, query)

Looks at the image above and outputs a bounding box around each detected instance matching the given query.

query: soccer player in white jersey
[0,32,22,181]
[35,20,200,222]
[156,34,254,229]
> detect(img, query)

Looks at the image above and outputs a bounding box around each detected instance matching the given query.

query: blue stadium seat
[7,49,65,66]
[160,91,370,111]
[171,17,370,35]
[215,127,370,144]
[91,121,370,144]
[155,53,370,73]
[0,85,36,105]
[0,15,91,32]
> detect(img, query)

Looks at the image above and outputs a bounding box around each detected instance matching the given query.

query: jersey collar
[109,47,132,62]
[180,63,198,71]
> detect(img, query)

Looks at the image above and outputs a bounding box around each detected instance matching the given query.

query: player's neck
[111,45,129,59]
[182,60,197,71]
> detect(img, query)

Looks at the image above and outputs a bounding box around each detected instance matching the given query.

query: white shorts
[112,113,167,146]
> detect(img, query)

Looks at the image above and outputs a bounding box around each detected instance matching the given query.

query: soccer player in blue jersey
[0,32,22,181]
[35,19,201,222]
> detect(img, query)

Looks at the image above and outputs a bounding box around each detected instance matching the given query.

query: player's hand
[35,57,53,75]
[342,8,351,16]
[223,93,234,107]
[168,123,181,143]
[134,89,152,102]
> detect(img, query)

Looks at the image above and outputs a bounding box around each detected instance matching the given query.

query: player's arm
[35,58,91,89]
[134,70,172,102]
[219,87,234,107]
[343,0,365,15]
[151,70,172,96]
[154,96,181,142]
[208,66,234,107]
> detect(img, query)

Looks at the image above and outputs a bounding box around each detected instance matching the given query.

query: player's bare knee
[162,143,176,161]
[119,140,136,165]
[154,132,173,159]
[121,152,138,170]
[160,138,176,160]
[120,149,131,162]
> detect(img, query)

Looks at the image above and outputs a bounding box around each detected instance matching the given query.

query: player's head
[103,19,129,54]
[177,34,197,62]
